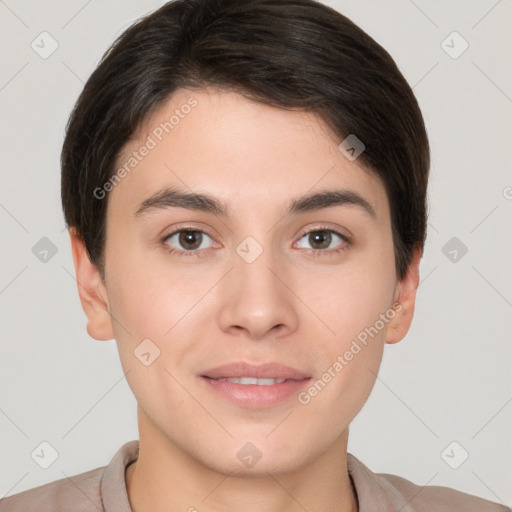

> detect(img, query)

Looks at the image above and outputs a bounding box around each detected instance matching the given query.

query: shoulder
[0,466,105,512]
[347,453,510,512]
[0,440,138,512]
[380,471,510,512]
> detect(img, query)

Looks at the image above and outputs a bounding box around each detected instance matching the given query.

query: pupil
[179,230,202,250]
[310,231,331,249]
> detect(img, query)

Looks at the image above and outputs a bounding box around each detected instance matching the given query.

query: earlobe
[385,247,422,345]
[68,228,114,341]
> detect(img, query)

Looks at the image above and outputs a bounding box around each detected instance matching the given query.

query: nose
[217,245,299,341]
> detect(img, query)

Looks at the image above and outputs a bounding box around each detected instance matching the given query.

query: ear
[69,228,114,341]
[385,247,422,345]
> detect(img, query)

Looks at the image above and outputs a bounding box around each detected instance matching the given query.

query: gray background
[1,0,511,505]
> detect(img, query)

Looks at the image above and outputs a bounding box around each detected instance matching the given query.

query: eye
[163,229,215,255]
[295,228,349,254]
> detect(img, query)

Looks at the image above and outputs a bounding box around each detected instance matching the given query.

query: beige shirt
[1,440,509,511]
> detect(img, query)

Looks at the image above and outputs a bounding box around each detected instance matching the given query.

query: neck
[126,407,358,512]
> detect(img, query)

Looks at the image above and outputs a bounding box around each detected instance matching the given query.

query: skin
[70,87,421,512]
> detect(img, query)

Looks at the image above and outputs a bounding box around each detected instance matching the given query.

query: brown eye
[296,228,348,253]
[164,229,214,253]
[308,230,332,250]
[179,230,203,250]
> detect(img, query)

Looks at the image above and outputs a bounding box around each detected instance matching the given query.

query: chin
[189,436,313,478]
[205,454,305,478]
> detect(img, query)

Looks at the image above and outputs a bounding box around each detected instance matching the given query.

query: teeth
[217,377,286,385]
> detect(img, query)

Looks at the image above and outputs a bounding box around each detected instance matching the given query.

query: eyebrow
[135,186,375,218]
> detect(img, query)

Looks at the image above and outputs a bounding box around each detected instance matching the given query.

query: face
[93,87,409,476]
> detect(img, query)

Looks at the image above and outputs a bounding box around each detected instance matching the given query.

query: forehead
[108,87,390,222]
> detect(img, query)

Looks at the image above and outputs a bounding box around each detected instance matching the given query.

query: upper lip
[201,362,311,380]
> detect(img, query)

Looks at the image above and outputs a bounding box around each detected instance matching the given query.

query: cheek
[297,254,395,402]
[105,259,204,414]
[304,260,396,348]
[106,242,218,341]
[297,277,390,436]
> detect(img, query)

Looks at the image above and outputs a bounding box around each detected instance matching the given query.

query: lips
[199,362,311,408]
[201,362,310,381]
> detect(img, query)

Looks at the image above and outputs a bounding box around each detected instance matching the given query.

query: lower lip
[200,376,311,409]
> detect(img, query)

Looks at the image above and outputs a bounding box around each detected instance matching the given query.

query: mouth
[205,377,290,385]
[199,362,311,408]
[201,361,310,381]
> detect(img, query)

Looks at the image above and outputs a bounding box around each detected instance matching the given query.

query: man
[1,0,508,510]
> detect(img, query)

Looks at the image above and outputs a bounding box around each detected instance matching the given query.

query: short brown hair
[61,0,430,279]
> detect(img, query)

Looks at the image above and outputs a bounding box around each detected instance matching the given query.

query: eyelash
[161,225,350,258]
